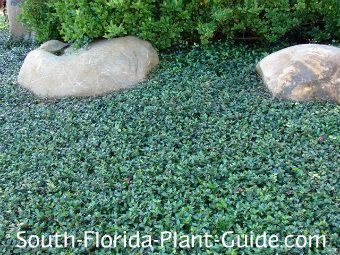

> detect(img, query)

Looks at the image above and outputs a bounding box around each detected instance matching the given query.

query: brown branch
[234,36,262,41]
[0,0,6,9]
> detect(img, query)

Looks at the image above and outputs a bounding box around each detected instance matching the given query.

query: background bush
[19,0,340,48]
[18,0,60,42]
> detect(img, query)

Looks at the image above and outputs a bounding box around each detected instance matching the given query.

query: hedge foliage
[1,24,339,254]
[0,11,6,29]
[20,0,340,48]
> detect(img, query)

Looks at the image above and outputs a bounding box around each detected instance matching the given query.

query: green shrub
[18,0,60,42]
[0,11,7,30]
[20,0,340,48]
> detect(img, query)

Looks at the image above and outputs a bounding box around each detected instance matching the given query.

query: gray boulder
[256,44,340,103]
[7,0,32,40]
[18,36,159,98]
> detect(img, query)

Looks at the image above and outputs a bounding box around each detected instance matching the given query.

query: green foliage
[1,27,339,254]
[19,0,340,48]
[0,12,7,30]
[18,0,60,42]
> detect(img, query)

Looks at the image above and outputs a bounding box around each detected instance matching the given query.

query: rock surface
[256,44,340,103]
[18,36,159,98]
[7,0,31,39]
[38,40,69,54]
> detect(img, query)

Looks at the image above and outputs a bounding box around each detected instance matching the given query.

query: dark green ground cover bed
[0,22,339,254]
